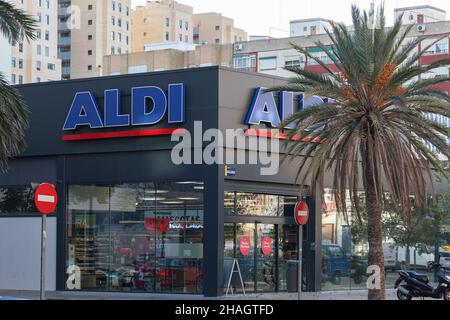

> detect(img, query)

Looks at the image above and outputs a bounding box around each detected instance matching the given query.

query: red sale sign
[261,236,272,255]
[145,217,170,234]
[239,236,251,256]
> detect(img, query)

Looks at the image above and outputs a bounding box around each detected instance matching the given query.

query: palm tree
[0,0,36,171]
[273,5,450,300]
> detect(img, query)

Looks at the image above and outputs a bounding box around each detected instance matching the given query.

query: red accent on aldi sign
[261,236,272,255]
[239,236,251,256]
[295,201,309,225]
[34,183,58,215]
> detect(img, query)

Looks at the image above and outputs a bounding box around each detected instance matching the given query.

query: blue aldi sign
[63,84,185,131]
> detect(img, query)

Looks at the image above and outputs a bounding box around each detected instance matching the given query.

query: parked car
[322,244,350,285]
[439,252,450,270]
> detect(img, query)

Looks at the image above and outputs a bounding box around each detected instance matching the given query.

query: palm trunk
[363,148,386,300]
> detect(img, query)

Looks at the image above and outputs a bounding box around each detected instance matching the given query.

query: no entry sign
[34,183,58,215]
[294,201,309,225]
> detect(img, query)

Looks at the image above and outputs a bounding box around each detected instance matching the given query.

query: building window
[126,21,129,31]
[112,1,115,11]
[215,38,220,44]
[118,33,121,42]
[65,181,204,293]
[45,31,49,41]
[47,63,55,70]
[111,31,115,40]
[87,65,92,70]
[88,4,93,10]
[224,191,296,217]
[112,16,115,26]
[126,6,129,16]
[259,56,277,71]
[45,46,49,57]
[165,32,169,41]
[36,29,41,39]
[18,43,23,53]
[11,57,16,68]
[36,77,41,82]
[18,59,23,69]
[36,60,41,71]
[88,50,93,55]
[88,34,93,40]
[185,21,189,30]
[118,18,122,27]
[118,2,122,12]
[18,75,23,84]
[88,19,93,25]
[185,35,188,43]
[126,36,129,45]
[179,20,182,29]
[11,74,16,84]
[111,46,115,54]
[179,34,182,41]
[0,186,38,215]
[45,15,49,25]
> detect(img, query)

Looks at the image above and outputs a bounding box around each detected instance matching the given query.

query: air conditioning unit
[417,24,426,32]
[234,43,243,51]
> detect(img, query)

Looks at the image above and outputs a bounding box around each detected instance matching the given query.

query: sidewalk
[0,289,397,300]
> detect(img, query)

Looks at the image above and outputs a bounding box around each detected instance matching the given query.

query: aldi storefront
[0,67,322,297]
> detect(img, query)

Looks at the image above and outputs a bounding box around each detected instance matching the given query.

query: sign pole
[298,225,302,300]
[40,214,47,300]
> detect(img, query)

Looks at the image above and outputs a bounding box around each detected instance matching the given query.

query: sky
[131,0,450,38]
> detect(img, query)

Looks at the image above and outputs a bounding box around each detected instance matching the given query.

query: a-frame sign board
[224,258,246,296]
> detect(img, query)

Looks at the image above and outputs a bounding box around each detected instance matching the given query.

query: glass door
[256,224,276,292]
[235,223,256,292]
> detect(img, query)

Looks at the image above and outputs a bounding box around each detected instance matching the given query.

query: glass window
[235,193,279,216]
[259,57,277,71]
[0,186,38,215]
[66,181,204,293]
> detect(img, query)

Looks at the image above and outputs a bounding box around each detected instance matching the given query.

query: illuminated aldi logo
[62,84,185,141]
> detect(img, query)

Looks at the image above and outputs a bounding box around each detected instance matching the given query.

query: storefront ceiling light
[160,201,184,204]
[176,181,203,185]
[177,197,200,201]
[145,190,169,194]
[139,197,166,201]
[193,186,204,190]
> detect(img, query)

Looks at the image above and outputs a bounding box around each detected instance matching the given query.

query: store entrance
[224,223,298,293]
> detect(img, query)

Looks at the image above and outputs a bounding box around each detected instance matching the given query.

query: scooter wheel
[397,289,412,301]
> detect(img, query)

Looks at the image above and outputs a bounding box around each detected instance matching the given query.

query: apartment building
[103,43,233,75]
[0,35,11,83]
[395,5,446,25]
[9,0,61,84]
[58,0,131,80]
[131,0,193,52]
[290,18,331,37]
[193,12,248,45]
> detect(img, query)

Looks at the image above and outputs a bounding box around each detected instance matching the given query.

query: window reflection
[225,192,296,217]
[66,181,204,293]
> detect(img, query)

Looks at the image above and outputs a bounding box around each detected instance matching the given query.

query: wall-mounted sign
[261,236,272,255]
[239,236,251,256]
[225,164,236,177]
[62,84,185,141]
[245,87,330,128]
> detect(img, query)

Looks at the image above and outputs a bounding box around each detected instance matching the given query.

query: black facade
[0,67,322,297]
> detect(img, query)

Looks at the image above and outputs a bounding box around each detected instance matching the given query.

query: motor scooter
[394,258,450,300]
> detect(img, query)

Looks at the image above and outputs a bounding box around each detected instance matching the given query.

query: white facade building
[394,5,446,25]
[290,18,331,37]
[0,35,12,83]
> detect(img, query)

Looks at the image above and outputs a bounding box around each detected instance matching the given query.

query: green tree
[272,5,450,299]
[0,0,36,171]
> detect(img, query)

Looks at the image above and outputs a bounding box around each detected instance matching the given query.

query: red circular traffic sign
[34,183,58,215]
[295,201,309,225]
[239,236,251,256]
[261,236,272,255]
